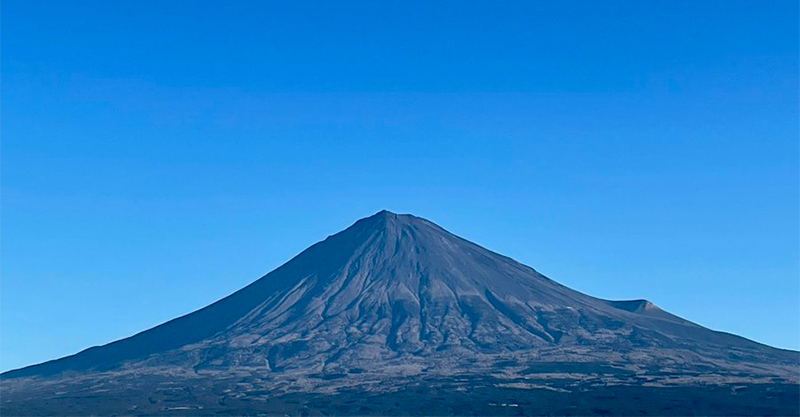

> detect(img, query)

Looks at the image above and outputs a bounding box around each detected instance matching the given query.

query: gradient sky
[2,1,798,372]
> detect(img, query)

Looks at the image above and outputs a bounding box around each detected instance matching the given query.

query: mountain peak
[373,209,397,217]
[356,209,424,235]
[367,209,414,222]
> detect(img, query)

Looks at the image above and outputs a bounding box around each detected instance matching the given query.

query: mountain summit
[2,211,798,415]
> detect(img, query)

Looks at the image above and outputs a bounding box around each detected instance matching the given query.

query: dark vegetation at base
[3,377,798,416]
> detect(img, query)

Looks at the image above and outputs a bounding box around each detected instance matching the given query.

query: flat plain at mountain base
[3,370,798,416]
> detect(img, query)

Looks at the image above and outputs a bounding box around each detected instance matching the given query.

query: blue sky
[1,1,798,372]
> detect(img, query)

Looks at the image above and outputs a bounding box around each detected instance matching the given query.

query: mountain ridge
[2,210,798,415]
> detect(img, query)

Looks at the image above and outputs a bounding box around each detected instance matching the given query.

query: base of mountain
[3,372,798,416]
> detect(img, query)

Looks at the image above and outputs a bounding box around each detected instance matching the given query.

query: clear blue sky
[2,1,798,372]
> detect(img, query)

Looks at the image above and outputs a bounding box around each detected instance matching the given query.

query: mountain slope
[2,211,797,415]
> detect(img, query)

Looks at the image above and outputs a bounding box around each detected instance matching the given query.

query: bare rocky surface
[2,211,798,415]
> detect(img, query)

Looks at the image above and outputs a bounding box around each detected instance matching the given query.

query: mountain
[2,211,798,416]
